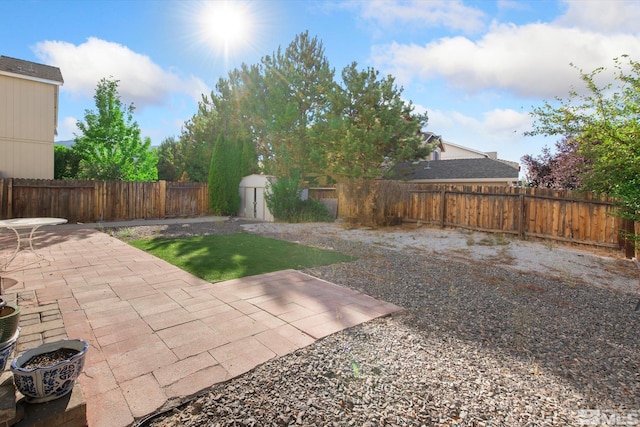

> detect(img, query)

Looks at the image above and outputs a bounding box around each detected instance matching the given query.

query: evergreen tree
[208,134,242,215]
[321,63,429,180]
[179,32,432,188]
[178,95,219,182]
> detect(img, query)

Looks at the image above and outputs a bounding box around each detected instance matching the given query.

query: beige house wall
[0,74,55,178]
[440,142,488,160]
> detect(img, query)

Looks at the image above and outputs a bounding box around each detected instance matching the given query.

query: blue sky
[2,0,640,171]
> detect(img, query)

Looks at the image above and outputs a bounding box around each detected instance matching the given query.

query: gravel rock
[129,220,640,427]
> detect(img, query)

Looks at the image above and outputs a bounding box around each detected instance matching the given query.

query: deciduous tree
[156,136,183,182]
[528,55,640,239]
[521,137,588,189]
[53,145,81,180]
[74,77,157,181]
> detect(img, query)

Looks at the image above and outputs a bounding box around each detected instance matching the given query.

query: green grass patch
[129,233,356,282]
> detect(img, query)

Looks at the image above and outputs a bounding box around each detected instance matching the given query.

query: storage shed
[239,174,274,222]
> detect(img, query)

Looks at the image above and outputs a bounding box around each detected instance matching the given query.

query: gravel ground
[121,219,640,427]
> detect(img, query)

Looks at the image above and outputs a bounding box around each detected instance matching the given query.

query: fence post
[6,179,12,219]
[159,180,166,219]
[440,189,446,228]
[518,192,525,239]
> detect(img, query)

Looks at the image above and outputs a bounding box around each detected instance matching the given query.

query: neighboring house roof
[390,158,520,181]
[0,55,63,84]
[421,131,445,151]
[428,138,521,171]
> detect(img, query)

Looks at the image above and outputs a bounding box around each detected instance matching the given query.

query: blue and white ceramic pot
[10,339,88,403]
[0,328,20,371]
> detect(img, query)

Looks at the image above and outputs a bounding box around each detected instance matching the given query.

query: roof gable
[441,141,488,158]
[391,158,519,181]
[0,55,63,84]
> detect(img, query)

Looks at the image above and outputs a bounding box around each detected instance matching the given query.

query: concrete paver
[0,226,402,426]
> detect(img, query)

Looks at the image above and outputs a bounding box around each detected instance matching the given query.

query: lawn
[129,233,356,282]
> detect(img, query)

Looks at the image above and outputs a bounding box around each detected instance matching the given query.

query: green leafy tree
[74,77,158,181]
[157,136,183,181]
[528,55,640,241]
[53,145,81,179]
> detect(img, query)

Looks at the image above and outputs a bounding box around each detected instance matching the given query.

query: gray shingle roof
[391,158,519,181]
[0,55,63,84]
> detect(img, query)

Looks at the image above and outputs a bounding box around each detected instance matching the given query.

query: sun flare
[198,1,253,54]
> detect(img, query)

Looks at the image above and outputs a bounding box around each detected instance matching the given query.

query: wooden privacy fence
[0,178,209,223]
[325,182,636,256]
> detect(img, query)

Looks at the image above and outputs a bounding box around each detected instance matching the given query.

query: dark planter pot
[0,303,20,345]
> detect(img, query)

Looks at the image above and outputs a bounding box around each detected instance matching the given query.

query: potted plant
[10,339,88,403]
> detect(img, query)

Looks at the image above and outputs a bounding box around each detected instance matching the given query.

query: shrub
[266,176,332,223]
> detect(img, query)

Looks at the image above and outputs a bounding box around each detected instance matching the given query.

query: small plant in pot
[11,339,88,403]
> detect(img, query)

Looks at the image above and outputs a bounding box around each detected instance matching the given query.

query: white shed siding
[238,174,274,222]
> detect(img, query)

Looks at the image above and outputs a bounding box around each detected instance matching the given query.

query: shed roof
[239,174,274,188]
[0,55,63,84]
[390,158,519,181]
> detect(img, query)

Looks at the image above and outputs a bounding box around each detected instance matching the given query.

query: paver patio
[0,226,401,426]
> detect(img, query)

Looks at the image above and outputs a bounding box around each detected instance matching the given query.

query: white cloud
[482,108,532,139]
[353,0,487,35]
[557,0,640,33]
[33,37,208,109]
[371,23,640,99]
[58,116,79,141]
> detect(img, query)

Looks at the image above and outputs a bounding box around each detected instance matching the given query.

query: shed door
[244,187,265,220]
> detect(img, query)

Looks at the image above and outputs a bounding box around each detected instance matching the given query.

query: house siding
[0,74,55,178]
[440,142,487,160]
